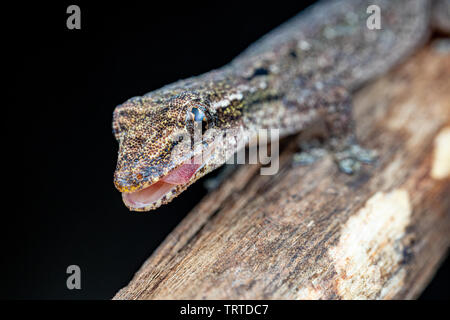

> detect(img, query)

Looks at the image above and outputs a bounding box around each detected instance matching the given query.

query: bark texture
[114,43,450,300]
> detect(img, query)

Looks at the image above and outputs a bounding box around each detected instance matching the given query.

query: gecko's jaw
[122,160,201,211]
[122,180,176,209]
[121,145,215,211]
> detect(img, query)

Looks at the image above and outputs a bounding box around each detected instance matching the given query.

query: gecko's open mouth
[122,147,214,210]
[122,160,200,210]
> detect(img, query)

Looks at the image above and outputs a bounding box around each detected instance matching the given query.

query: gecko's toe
[334,141,378,175]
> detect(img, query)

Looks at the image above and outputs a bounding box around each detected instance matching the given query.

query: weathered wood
[114,43,450,300]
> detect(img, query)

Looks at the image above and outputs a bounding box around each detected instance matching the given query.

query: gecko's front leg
[289,83,376,174]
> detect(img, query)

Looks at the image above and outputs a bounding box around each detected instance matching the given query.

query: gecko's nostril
[113,167,149,192]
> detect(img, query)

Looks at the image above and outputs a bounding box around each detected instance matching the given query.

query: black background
[5,1,449,299]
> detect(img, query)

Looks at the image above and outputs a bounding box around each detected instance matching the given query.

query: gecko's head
[112,91,219,211]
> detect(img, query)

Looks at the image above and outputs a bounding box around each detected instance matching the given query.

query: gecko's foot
[330,137,377,174]
[292,137,377,175]
[292,139,328,166]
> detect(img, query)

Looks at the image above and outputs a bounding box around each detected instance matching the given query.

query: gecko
[112,0,450,212]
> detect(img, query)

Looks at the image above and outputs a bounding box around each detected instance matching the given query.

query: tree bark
[114,42,450,300]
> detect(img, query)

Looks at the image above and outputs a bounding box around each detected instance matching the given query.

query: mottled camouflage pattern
[113,0,433,211]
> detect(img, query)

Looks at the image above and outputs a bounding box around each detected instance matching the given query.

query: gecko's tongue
[160,162,200,185]
[122,162,200,209]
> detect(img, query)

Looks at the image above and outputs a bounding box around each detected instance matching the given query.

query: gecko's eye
[192,107,205,122]
[186,106,209,133]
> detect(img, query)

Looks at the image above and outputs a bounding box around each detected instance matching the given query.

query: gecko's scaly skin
[113,0,431,211]
[433,0,450,33]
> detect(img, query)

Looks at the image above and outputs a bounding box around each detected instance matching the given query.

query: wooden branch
[114,43,450,300]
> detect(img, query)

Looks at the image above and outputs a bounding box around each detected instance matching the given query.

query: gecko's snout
[113,167,148,193]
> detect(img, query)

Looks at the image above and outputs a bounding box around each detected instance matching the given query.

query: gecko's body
[113,0,448,211]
